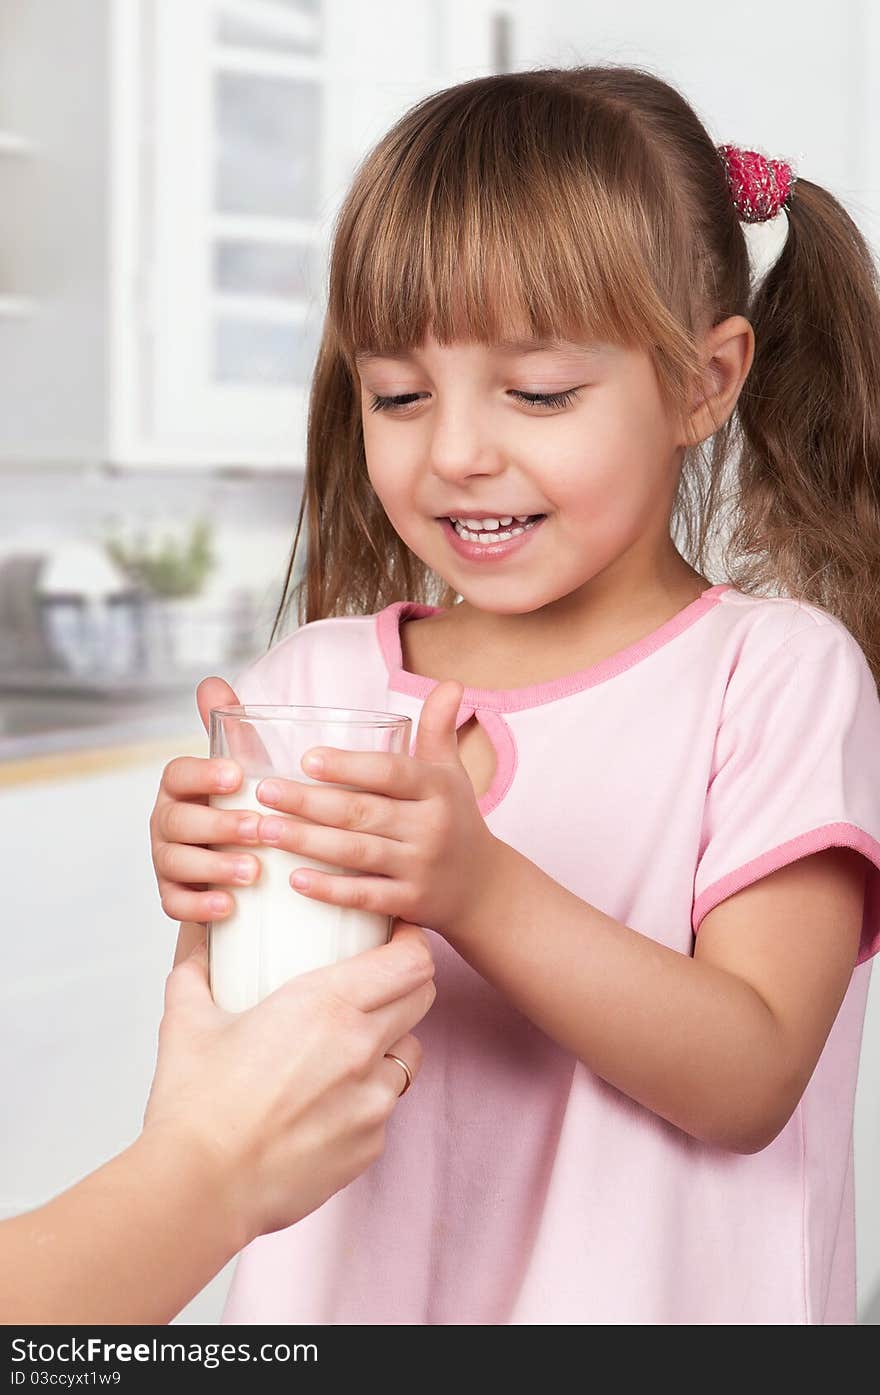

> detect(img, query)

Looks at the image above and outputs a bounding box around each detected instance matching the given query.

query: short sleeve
[227,625,306,706]
[228,656,272,706]
[692,618,880,966]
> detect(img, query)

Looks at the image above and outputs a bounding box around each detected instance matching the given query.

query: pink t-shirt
[220,582,880,1325]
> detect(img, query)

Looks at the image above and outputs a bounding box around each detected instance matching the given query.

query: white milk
[208,774,392,1013]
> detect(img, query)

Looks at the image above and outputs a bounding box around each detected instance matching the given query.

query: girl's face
[355,328,697,619]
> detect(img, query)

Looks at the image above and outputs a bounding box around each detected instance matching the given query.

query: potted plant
[102,518,218,671]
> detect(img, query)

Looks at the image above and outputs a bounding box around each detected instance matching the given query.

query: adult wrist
[135,1120,256,1256]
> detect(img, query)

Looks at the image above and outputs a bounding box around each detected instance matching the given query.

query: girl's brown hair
[269,64,880,687]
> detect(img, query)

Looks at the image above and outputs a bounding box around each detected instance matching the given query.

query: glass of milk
[207,704,412,1013]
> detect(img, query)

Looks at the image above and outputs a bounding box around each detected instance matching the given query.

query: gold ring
[384,1052,413,1097]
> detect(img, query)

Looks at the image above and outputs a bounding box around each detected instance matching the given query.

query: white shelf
[0,298,35,318]
[0,133,35,319]
[210,214,321,243]
[212,292,312,322]
[217,0,321,46]
[0,131,33,156]
[210,44,324,80]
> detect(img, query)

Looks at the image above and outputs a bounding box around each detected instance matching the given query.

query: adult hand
[143,919,435,1244]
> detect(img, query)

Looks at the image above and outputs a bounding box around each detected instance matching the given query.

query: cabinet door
[147,0,324,465]
[142,0,506,467]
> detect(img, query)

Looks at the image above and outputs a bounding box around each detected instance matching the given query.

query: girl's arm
[454,839,866,1153]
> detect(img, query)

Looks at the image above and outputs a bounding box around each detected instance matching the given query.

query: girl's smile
[437,512,548,562]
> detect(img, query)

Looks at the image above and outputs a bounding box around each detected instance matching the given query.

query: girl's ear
[681,315,755,447]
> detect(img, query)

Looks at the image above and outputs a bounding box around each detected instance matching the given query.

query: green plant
[104,517,216,598]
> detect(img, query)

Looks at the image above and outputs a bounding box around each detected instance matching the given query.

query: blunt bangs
[329,76,701,416]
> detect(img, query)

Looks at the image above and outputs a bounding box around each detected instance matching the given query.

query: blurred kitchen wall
[1,0,879,1325]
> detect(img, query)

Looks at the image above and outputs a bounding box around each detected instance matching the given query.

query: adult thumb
[164,938,211,1014]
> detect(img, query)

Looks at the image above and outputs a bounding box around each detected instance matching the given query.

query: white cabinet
[0,0,512,471]
[0,749,190,1212]
[0,4,37,319]
[0,735,240,1323]
[147,0,338,466]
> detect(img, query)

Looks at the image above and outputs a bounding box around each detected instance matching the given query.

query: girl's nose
[426,415,506,483]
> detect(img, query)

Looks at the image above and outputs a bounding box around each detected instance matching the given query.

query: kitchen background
[2,0,879,1324]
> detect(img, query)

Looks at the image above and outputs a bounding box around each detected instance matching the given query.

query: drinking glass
[208,704,412,1012]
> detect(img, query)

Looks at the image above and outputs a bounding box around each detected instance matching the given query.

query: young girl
[150,65,880,1324]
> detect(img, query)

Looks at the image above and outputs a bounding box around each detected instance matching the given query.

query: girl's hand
[143,919,435,1243]
[149,676,257,925]
[253,680,504,937]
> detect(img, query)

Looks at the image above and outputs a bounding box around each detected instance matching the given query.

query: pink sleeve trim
[692,821,880,965]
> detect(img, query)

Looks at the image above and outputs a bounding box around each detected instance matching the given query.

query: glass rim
[210,703,411,728]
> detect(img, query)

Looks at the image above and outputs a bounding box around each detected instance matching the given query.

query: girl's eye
[368,392,424,413]
[511,388,583,410]
[367,387,583,414]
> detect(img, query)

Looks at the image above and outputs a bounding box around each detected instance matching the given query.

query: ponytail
[728,178,880,686]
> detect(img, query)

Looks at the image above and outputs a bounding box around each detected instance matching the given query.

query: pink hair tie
[717,144,797,223]
[717,144,799,288]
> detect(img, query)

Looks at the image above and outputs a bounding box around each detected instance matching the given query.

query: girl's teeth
[451,516,543,543]
[452,513,532,528]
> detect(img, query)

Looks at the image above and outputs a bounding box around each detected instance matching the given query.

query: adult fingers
[162,937,213,1017]
[375,1032,424,1098]
[366,981,436,1057]
[313,921,435,1013]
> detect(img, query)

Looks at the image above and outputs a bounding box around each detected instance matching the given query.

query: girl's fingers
[161,754,242,799]
[160,799,263,848]
[288,868,406,920]
[154,841,262,889]
[156,877,238,924]
[259,814,408,880]
[256,776,402,840]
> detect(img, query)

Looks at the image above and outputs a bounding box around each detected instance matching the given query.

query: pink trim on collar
[377,584,732,712]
